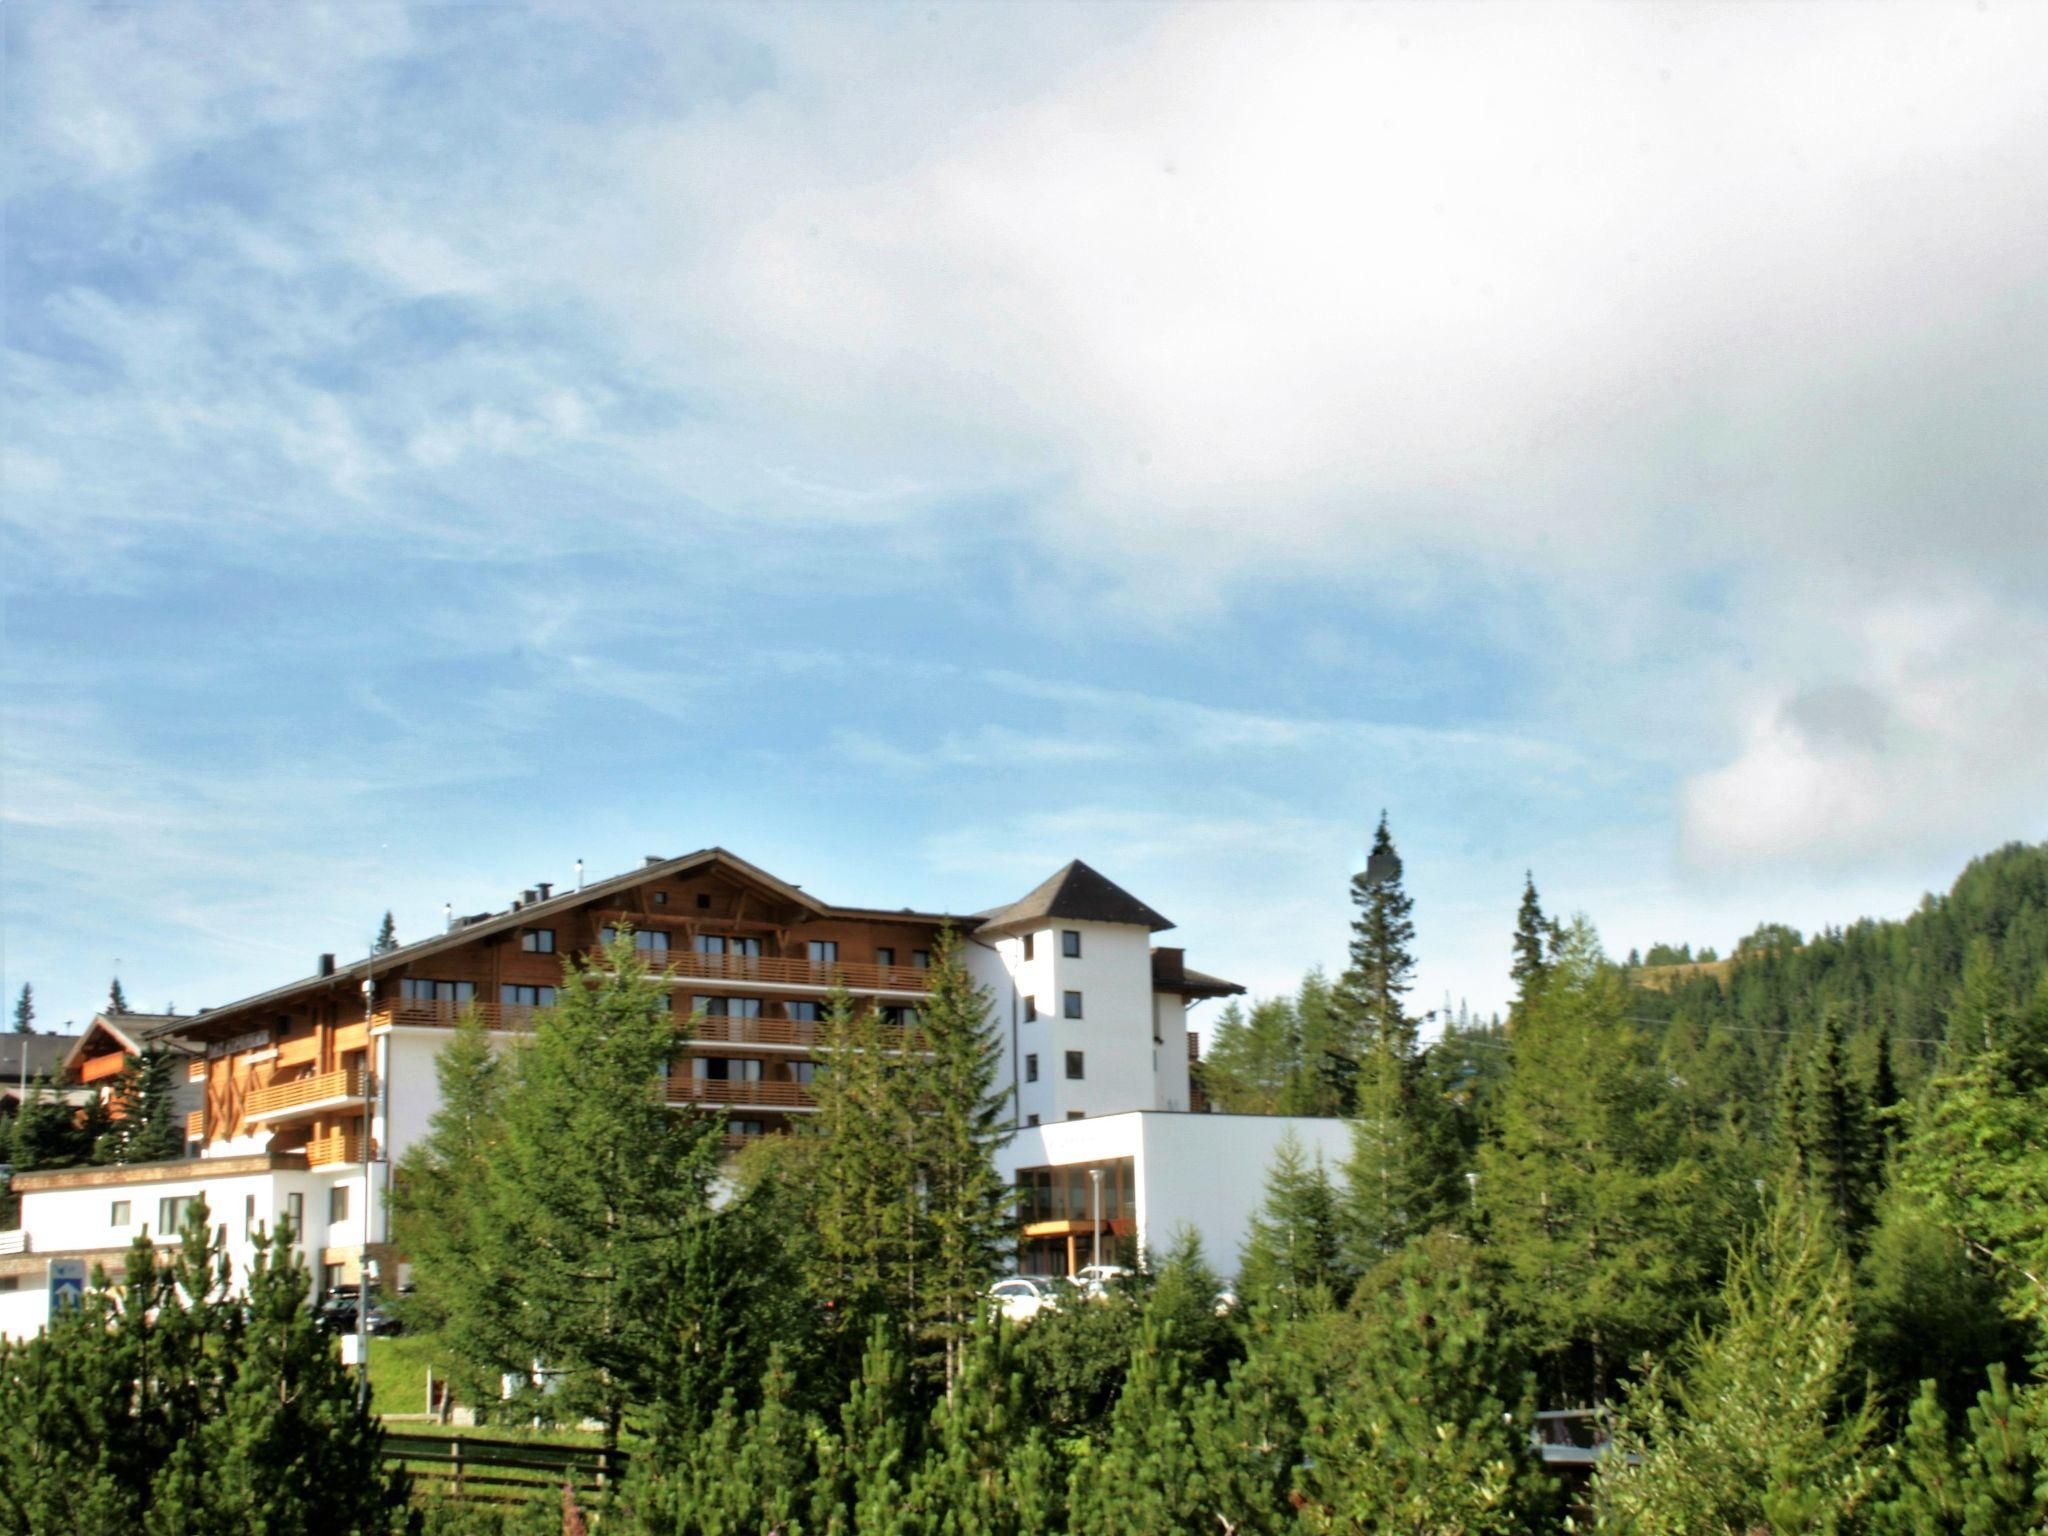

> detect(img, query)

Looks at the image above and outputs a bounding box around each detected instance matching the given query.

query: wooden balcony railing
[245,1065,366,1121]
[665,1077,816,1110]
[185,1110,206,1144]
[659,951,931,994]
[373,1001,540,1032]
[305,1131,365,1167]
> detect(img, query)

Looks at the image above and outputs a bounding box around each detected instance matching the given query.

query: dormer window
[521,929,555,953]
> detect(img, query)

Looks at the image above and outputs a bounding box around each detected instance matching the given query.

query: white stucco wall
[998,1111,1352,1278]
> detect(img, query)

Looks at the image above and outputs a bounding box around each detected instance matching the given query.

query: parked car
[1212,1287,1240,1316]
[1074,1263,1133,1297]
[318,1289,404,1336]
[985,1275,1065,1323]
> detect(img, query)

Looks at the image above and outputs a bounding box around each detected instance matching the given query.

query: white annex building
[1,848,1346,1336]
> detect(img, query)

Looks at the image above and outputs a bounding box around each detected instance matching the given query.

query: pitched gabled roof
[61,1015,196,1078]
[149,847,969,1044]
[975,860,1173,936]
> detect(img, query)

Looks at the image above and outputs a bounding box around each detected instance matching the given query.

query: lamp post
[1090,1166,1104,1272]
[358,972,374,1409]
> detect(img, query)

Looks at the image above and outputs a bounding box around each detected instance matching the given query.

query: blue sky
[5,1,2045,1032]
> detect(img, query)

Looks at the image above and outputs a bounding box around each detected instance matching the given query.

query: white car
[1074,1263,1133,1297]
[985,1275,1065,1323]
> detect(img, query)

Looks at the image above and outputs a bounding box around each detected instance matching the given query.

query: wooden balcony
[305,1131,365,1167]
[665,1076,816,1110]
[245,1065,367,1124]
[373,1001,540,1032]
[661,950,930,995]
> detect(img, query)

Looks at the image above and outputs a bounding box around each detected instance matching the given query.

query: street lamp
[358,972,375,1408]
[1090,1167,1104,1272]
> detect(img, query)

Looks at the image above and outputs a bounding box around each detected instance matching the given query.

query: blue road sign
[48,1258,87,1318]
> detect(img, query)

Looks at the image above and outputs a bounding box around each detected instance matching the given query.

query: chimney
[317,953,336,977]
[443,902,453,933]
[644,855,662,867]
[537,882,553,900]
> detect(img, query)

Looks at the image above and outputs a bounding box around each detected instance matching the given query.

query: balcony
[373,1000,540,1032]
[244,1065,368,1125]
[664,1076,816,1111]
[305,1131,366,1167]
[662,950,930,996]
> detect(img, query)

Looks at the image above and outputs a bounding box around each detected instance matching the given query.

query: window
[732,937,762,958]
[883,1006,922,1029]
[1067,1110,1086,1120]
[789,1061,817,1085]
[807,940,839,964]
[329,1185,351,1224]
[654,891,669,905]
[401,979,476,1003]
[1023,996,1038,1022]
[286,1192,304,1232]
[1025,1053,1039,1082]
[245,1194,256,1237]
[521,929,555,953]
[110,1200,131,1227]
[786,1001,822,1022]
[1062,929,1082,958]
[696,894,711,909]
[876,946,895,967]
[1065,1051,1084,1080]
[696,996,761,1019]
[1026,1113,1040,1127]
[1023,934,1035,961]
[500,984,557,1007]
[158,1195,195,1233]
[603,927,670,954]
[692,1058,763,1082]
[728,1119,766,1137]
[912,949,930,969]
[323,1262,346,1293]
[1064,991,1083,1019]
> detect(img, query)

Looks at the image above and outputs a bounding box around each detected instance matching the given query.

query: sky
[3,1,2045,1036]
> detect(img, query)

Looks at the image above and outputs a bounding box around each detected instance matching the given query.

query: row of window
[122,1188,344,1235]
[1022,1050,1086,1083]
[588,930,933,967]
[1021,930,1085,961]
[687,1057,817,1084]
[1022,991,1085,1021]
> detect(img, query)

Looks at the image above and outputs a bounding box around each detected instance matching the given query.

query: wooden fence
[383,1431,627,1505]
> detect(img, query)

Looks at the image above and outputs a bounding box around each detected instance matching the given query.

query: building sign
[208,1028,271,1059]
[48,1258,87,1318]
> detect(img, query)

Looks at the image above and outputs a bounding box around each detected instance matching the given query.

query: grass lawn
[359,1327,610,1445]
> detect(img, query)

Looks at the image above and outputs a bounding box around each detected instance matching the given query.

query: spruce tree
[1338,1037,1465,1267]
[1281,970,1349,1116]
[93,1049,184,1165]
[1511,871,1551,1024]
[373,910,398,954]
[1337,812,1419,1063]
[12,982,31,1033]
[1237,1132,1344,1315]
[106,976,129,1015]
[1794,1010,1882,1245]
[1204,996,1299,1114]
[913,927,1015,1390]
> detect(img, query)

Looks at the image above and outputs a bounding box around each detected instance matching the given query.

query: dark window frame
[1062,929,1082,958]
[1065,1050,1084,1080]
[1064,990,1083,1019]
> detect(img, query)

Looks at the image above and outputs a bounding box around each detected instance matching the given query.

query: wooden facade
[167,851,959,1157]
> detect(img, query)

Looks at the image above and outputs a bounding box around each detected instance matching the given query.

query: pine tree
[1281,970,1350,1116]
[1337,1037,1463,1267]
[1872,1367,2048,1535]
[913,928,1015,1390]
[1204,996,1299,1114]
[812,1320,914,1536]
[1511,871,1551,1024]
[373,910,398,954]
[474,930,727,1450]
[1593,1197,1880,1535]
[0,1202,406,1535]
[904,1322,1061,1536]
[1294,1233,1555,1536]
[10,1080,104,1170]
[1237,1132,1344,1315]
[12,982,31,1034]
[1872,1029,1902,1152]
[1066,1317,1205,1536]
[1477,921,1716,1402]
[106,976,129,1015]
[92,1049,184,1165]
